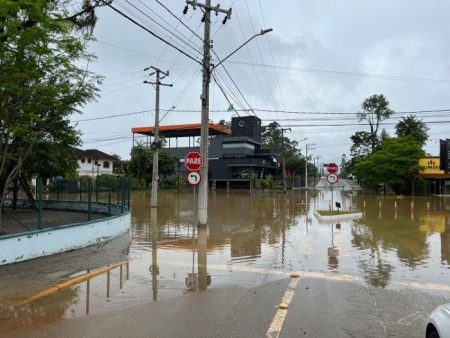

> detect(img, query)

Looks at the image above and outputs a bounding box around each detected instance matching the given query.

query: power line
[154,0,204,43]
[124,0,202,57]
[257,0,286,111]
[212,73,240,117]
[72,110,151,123]
[244,0,276,106]
[221,60,450,84]
[101,0,201,65]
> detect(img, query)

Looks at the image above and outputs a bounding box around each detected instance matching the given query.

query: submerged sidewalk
[1,209,103,235]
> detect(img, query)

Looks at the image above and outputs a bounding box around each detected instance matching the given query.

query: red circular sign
[327,162,338,174]
[184,152,203,171]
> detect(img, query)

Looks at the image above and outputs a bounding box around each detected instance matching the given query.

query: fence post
[79,179,82,201]
[121,179,124,213]
[88,178,92,221]
[95,178,99,203]
[127,180,131,211]
[117,178,120,204]
[57,180,60,201]
[108,182,111,216]
[37,177,43,230]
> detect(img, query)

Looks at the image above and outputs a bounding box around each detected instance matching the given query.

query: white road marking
[397,312,426,326]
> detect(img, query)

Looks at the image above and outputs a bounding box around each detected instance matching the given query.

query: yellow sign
[419,157,444,174]
[419,214,447,234]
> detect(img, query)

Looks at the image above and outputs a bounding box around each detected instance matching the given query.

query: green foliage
[357,94,394,153]
[414,178,429,195]
[128,144,176,186]
[112,154,129,176]
[262,174,275,190]
[250,173,261,189]
[395,115,429,148]
[0,0,104,224]
[173,173,187,189]
[350,131,373,162]
[353,137,425,194]
[261,122,300,159]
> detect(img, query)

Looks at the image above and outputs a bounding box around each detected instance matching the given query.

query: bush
[262,174,275,190]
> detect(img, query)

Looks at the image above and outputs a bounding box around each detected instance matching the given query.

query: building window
[103,161,110,169]
[223,142,255,150]
[94,160,98,165]
[88,158,91,164]
[81,158,85,163]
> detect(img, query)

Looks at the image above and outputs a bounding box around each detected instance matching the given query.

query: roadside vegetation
[341,94,429,195]
[0,0,108,231]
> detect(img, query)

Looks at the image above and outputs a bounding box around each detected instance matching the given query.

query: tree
[395,115,429,148]
[353,137,424,194]
[261,122,300,158]
[350,131,373,161]
[112,154,130,177]
[128,144,176,186]
[0,0,106,231]
[357,94,394,153]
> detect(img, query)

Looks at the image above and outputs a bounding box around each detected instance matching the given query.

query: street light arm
[212,28,273,70]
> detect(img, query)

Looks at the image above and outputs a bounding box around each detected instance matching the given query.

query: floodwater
[0,188,449,333]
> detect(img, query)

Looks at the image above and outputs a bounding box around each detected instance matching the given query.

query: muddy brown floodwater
[0,189,449,334]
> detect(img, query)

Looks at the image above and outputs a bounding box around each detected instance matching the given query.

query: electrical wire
[72,110,151,123]
[101,0,201,65]
[257,0,286,111]
[123,0,202,57]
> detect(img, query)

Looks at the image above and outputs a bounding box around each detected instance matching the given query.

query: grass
[316,210,357,216]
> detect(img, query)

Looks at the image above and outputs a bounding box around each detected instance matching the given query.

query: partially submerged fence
[3,177,131,232]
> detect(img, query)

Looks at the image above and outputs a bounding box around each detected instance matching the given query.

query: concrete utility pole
[144,66,172,208]
[305,143,316,189]
[281,128,291,194]
[185,0,231,226]
[184,1,270,226]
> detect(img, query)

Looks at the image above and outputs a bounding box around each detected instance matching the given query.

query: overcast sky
[73,0,450,164]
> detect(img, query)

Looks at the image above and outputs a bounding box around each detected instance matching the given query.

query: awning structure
[131,123,231,138]
[413,173,450,179]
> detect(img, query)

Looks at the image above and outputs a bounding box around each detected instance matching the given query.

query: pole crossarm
[186,1,231,15]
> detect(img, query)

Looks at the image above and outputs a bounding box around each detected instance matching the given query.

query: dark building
[131,116,279,188]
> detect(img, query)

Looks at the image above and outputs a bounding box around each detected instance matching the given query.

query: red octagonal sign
[327,162,338,174]
[184,152,203,171]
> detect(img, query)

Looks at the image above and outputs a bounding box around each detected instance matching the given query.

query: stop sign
[184,152,203,171]
[327,162,338,174]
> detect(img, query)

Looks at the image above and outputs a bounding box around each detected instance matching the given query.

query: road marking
[397,312,426,326]
[266,275,300,338]
[158,260,450,292]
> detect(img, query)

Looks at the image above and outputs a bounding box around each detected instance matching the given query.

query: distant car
[426,303,450,338]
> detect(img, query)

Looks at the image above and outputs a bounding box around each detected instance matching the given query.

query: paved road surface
[5,275,448,338]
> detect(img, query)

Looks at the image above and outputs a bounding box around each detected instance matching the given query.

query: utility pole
[144,66,172,208]
[281,128,291,194]
[305,143,316,189]
[313,155,321,185]
[185,0,231,227]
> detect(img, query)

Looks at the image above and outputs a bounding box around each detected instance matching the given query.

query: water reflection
[1,190,450,334]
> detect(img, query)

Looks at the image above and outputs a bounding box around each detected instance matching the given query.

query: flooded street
[1,189,450,336]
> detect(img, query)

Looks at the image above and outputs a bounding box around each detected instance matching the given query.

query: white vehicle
[426,303,450,338]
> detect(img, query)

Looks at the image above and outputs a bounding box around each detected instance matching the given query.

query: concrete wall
[0,200,131,265]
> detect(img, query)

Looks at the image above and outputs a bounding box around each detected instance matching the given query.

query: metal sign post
[327,173,339,211]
